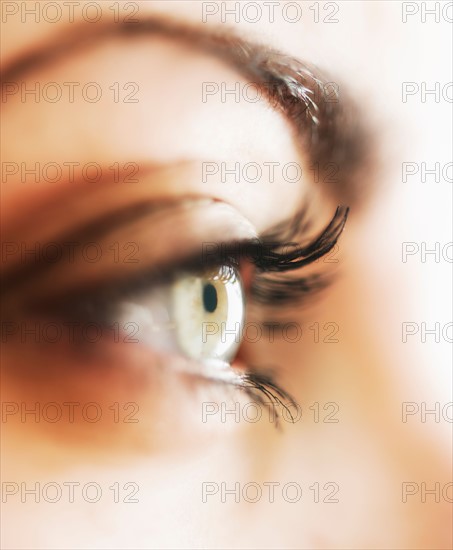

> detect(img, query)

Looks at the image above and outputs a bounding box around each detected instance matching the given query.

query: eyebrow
[1,15,372,205]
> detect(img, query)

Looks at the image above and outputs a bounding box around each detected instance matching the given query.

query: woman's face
[1,2,451,548]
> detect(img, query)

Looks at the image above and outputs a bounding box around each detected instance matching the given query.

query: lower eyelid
[2,317,237,382]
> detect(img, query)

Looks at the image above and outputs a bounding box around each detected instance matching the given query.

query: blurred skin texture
[1,1,452,549]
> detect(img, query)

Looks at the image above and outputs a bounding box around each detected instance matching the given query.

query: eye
[172,265,245,362]
[118,265,245,364]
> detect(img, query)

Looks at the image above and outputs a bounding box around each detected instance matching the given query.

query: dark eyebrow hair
[1,16,372,205]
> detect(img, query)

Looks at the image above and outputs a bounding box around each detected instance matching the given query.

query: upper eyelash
[199,205,348,270]
[204,205,348,306]
[253,205,348,304]
[254,205,348,271]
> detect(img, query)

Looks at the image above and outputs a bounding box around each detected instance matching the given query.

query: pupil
[203,283,218,313]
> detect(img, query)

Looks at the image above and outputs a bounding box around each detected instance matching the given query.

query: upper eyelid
[6,205,348,316]
[1,196,255,297]
[0,191,337,289]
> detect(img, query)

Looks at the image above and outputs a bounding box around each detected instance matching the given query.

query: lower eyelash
[238,370,298,428]
[189,363,297,429]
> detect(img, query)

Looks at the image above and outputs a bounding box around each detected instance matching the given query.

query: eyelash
[186,205,348,420]
[194,369,298,429]
[220,205,349,306]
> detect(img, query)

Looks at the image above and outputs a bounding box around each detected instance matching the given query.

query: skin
[1,1,451,549]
